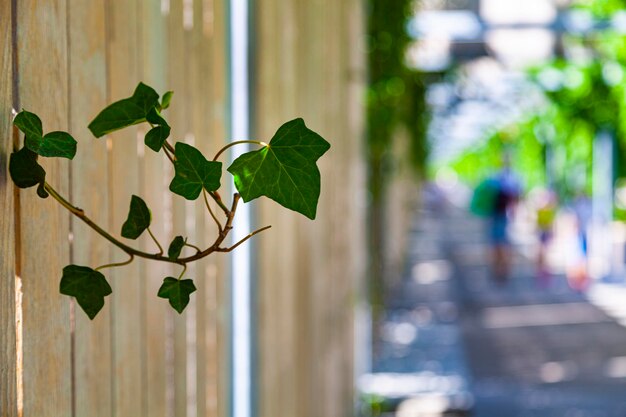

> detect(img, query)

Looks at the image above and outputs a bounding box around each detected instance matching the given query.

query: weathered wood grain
[0,1,16,415]
[17,1,72,415]
[106,0,143,415]
[67,0,113,416]
[168,2,189,416]
[140,1,170,416]
[207,1,229,415]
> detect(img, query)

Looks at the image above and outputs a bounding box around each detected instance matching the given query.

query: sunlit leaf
[88,82,160,138]
[161,91,174,110]
[26,131,77,159]
[14,110,43,139]
[227,118,330,219]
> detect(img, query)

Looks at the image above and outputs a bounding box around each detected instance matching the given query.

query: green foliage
[15,109,77,159]
[14,110,43,138]
[59,265,112,320]
[161,91,174,110]
[157,277,197,314]
[9,147,46,189]
[121,195,152,239]
[366,0,430,201]
[88,82,161,138]
[28,131,77,159]
[145,125,171,152]
[9,81,330,319]
[169,142,222,200]
[228,118,330,220]
[168,236,186,260]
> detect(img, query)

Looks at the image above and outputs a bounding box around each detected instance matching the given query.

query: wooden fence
[0,1,365,417]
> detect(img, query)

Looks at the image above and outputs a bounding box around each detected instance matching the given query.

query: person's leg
[492,244,508,283]
[490,216,509,284]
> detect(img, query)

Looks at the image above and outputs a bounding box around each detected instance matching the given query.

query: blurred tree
[366,0,430,316]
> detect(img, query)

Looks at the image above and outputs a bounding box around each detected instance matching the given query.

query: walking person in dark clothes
[488,159,522,284]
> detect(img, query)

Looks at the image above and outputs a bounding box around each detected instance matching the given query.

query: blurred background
[362,0,626,416]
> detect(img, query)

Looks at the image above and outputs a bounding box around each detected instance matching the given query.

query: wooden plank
[255,1,303,417]
[16,1,72,416]
[106,0,144,415]
[206,1,229,415]
[67,1,112,416]
[189,1,209,415]
[140,1,170,416]
[167,2,189,416]
[0,1,16,416]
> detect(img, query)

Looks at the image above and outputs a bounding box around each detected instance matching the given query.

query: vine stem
[163,145,175,164]
[44,182,184,265]
[43,182,229,264]
[184,242,202,254]
[208,191,229,216]
[203,189,223,232]
[216,225,272,252]
[177,263,187,280]
[96,254,134,271]
[147,227,163,255]
[163,140,176,155]
[212,140,267,161]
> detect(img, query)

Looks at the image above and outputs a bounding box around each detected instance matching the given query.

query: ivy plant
[9,82,330,319]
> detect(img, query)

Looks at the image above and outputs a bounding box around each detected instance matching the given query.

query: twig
[95,253,135,271]
[212,140,267,161]
[217,225,272,252]
[203,189,223,232]
[147,227,164,255]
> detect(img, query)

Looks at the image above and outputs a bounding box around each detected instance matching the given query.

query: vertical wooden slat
[107,0,143,414]
[0,1,16,416]
[254,0,366,415]
[141,1,170,416]
[190,1,210,414]
[167,2,189,415]
[207,1,229,415]
[17,1,72,415]
[182,4,200,416]
[67,1,112,416]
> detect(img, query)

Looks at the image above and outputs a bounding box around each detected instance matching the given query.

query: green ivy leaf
[36,182,49,199]
[88,82,160,138]
[14,110,43,139]
[169,142,222,200]
[168,236,186,260]
[227,118,330,219]
[144,125,171,152]
[9,147,46,189]
[121,195,151,239]
[146,107,168,127]
[161,91,174,110]
[157,277,196,314]
[59,265,112,320]
[26,131,77,159]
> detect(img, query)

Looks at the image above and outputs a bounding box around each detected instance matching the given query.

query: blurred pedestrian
[535,189,557,287]
[568,191,591,291]
[487,157,522,284]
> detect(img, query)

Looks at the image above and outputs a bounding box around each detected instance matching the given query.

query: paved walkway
[371,200,626,416]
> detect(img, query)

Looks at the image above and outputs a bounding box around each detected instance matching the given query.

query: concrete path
[371,200,626,416]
